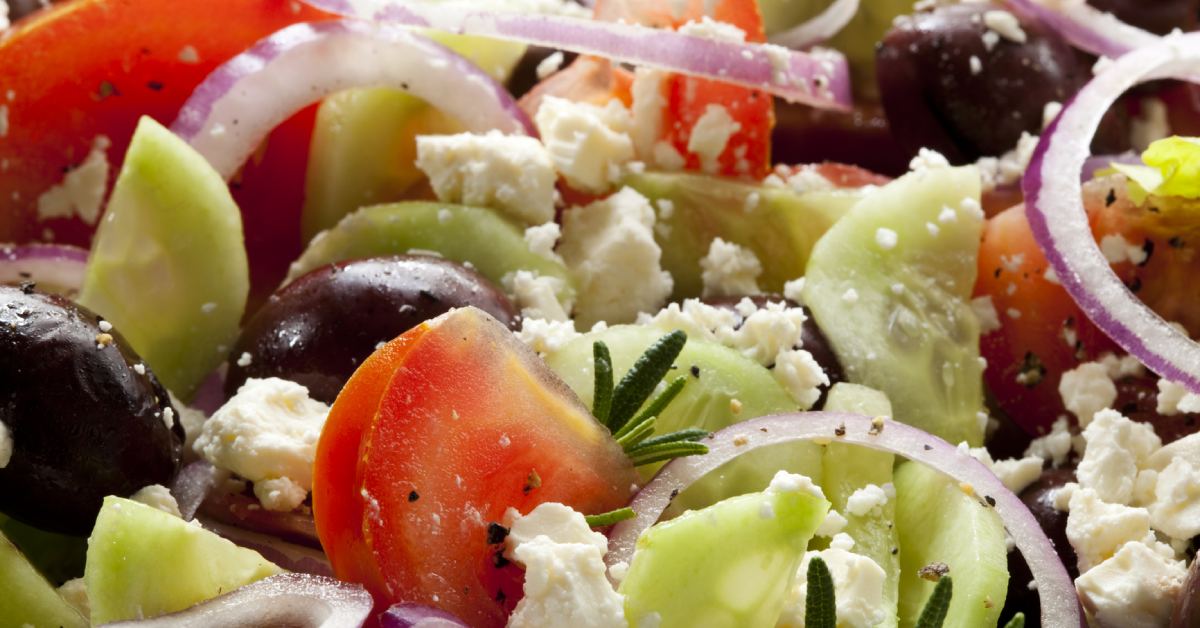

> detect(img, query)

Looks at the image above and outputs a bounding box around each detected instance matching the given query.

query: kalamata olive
[876,2,1129,163]
[772,100,911,177]
[0,285,183,535]
[1087,0,1199,36]
[1115,375,1198,444]
[702,294,846,407]
[507,46,579,98]
[1172,553,1200,628]
[226,256,518,404]
[1000,468,1078,626]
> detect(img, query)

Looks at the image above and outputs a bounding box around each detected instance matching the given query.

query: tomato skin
[0,0,331,297]
[359,308,637,627]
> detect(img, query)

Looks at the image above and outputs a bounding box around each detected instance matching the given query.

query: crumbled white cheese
[559,188,672,327]
[983,10,1026,43]
[874,227,898,251]
[253,477,309,513]
[909,147,950,171]
[518,317,583,355]
[976,132,1039,191]
[505,503,627,628]
[1077,409,1161,505]
[699,237,762,298]
[168,391,208,457]
[415,131,557,225]
[677,16,747,42]
[990,456,1045,494]
[766,470,826,500]
[525,222,564,264]
[1075,540,1186,628]
[784,167,835,195]
[36,135,111,226]
[1058,362,1117,427]
[504,270,572,322]
[535,51,565,80]
[130,484,182,518]
[1066,487,1154,572]
[1148,457,1200,541]
[535,97,634,193]
[193,378,329,512]
[1099,233,1148,266]
[630,68,667,163]
[816,509,848,537]
[686,104,740,173]
[782,277,806,305]
[236,352,253,368]
[727,300,807,366]
[774,349,829,410]
[779,533,888,628]
[0,419,11,469]
[1099,353,1144,380]
[969,55,983,75]
[970,295,1002,334]
[845,484,889,517]
[1043,101,1063,130]
[1025,417,1074,467]
[1156,379,1200,415]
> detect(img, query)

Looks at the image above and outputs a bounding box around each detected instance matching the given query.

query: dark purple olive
[877,2,1129,163]
[702,294,846,407]
[0,285,183,534]
[102,573,372,628]
[227,255,518,404]
[1087,0,1199,36]
[1115,375,1198,444]
[380,604,470,628]
[506,46,579,98]
[1001,467,1078,626]
[1172,553,1200,628]
[772,100,911,178]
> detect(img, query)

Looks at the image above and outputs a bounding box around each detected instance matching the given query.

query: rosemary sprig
[1002,613,1025,628]
[584,507,636,528]
[804,556,837,628]
[590,331,710,466]
[915,575,954,628]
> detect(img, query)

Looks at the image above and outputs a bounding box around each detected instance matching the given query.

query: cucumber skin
[0,527,87,628]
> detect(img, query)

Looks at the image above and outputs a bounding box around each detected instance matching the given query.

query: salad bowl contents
[5,0,1200,627]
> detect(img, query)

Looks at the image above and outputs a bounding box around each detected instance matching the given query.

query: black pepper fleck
[408,490,420,502]
[486,522,509,545]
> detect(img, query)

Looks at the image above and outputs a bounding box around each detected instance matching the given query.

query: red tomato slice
[358,308,638,626]
[593,0,774,178]
[0,0,331,300]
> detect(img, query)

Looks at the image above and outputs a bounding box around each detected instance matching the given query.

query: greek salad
[2,0,1200,626]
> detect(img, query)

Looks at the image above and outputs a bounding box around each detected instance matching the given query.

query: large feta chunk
[505,503,627,628]
[415,131,557,226]
[535,97,634,193]
[1076,409,1161,504]
[505,270,572,322]
[778,533,888,628]
[1065,487,1153,572]
[559,187,672,327]
[193,378,329,512]
[1148,456,1200,541]
[1075,540,1186,628]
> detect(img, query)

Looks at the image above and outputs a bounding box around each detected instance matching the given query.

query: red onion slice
[171,461,219,521]
[768,0,859,49]
[171,19,533,180]
[200,517,334,577]
[1023,33,1200,393]
[1003,0,1156,58]
[380,604,470,628]
[299,1,852,109]
[0,243,88,296]
[101,573,370,627]
[608,412,1082,627]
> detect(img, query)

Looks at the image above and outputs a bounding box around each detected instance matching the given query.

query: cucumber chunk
[287,202,574,304]
[0,527,87,628]
[623,172,865,299]
[894,461,1008,628]
[302,34,525,241]
[0,512,87,585]
[544,324,820,511]
[78,116,249,400]
[619,487,829,627]
[820,383,900,627]
[804,166,986,446]
[85,496,281,624]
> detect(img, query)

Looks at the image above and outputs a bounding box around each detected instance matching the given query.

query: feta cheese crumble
[686,104,741,173]
[36,135,111,226]
[193,378,330,512]
[699,237,762,298]
[1075,540,1186,627]
[130,484,182,518]
[1076,409,1161,505]
[1058,361,1117,427]
[778,533,888,628]
[535,97,635,193]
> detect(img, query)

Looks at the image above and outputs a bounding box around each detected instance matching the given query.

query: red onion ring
[768,0,859,49]
[171,19,533,180]
[607,412,1082,627]
[0,243,88,295]
[1003,0,1156,58]
[171,461,219,521]
[299,1,852,109]
[1023,32,1200,394]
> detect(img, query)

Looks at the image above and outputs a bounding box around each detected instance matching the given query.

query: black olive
[0,286,183,534]
[1000,468,1078,626]
[226,255,519,404]
[1086,0,1199,36]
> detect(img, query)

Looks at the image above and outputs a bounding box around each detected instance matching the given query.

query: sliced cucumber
[287,202,574,303]
[619,488,829,627]
[0,512,87,585]
[0,527,87,628]
[820,383,899,628]
[302,33,525,241]
[803,166,986,446]
[78,116,249,400]
[85,496,281,624]
[623,172,865,299]
[543,324,820,512]
[894,461,1008,627]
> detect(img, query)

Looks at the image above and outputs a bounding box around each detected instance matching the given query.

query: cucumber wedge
[804,166,986,446]
[619,488,829,627]
[78,116,249,400]
[0,527,87,628]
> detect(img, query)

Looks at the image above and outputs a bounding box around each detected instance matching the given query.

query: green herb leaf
[585,507,636,528]
[614,376,687,441]
[804,556,837,628]
[631,428,709,448]
[1001,613,1025,628]
[592,341,614,425]
[606,330,687,433]
[915,575,953,628]
[615,417,657,450]
[626,441,709,467]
